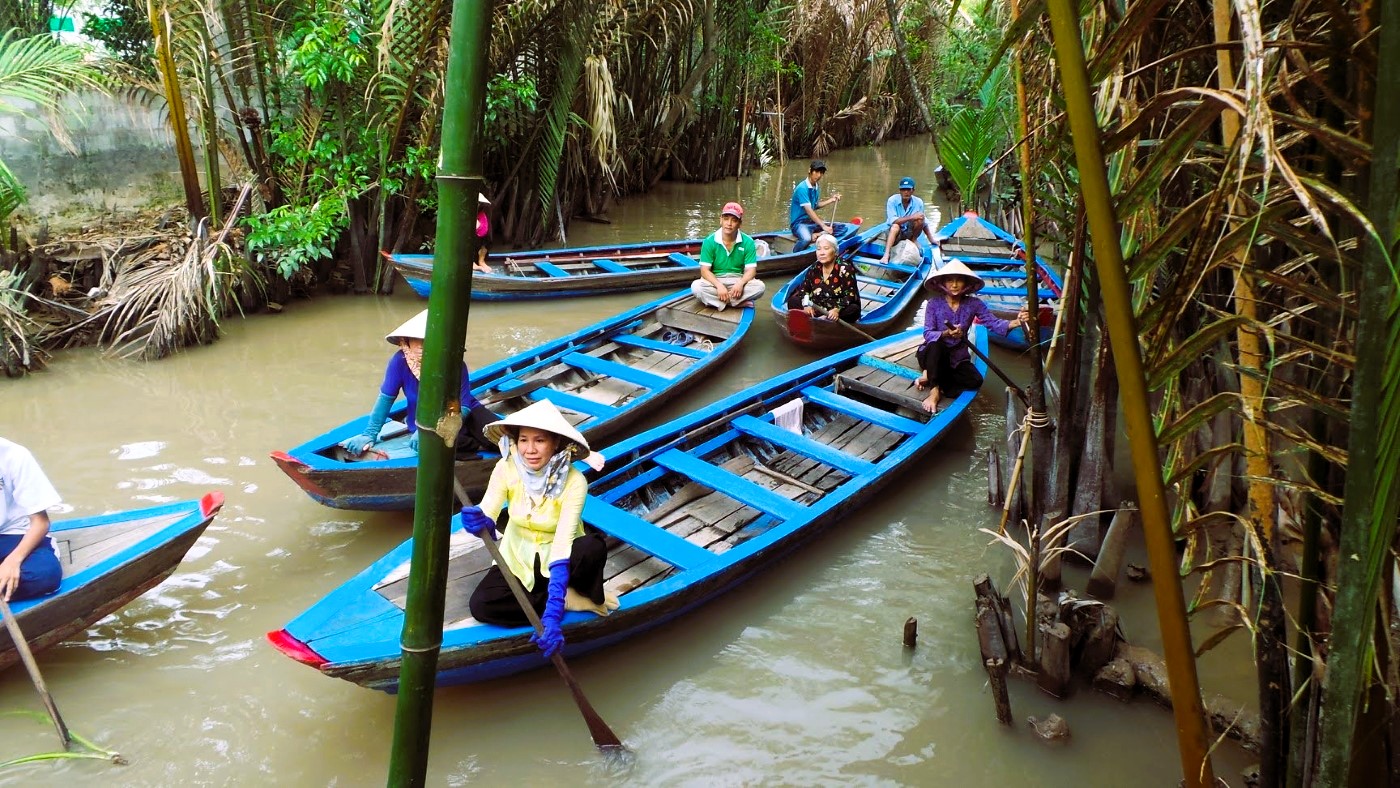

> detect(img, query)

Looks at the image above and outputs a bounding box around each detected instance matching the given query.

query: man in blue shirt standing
[879,176,938,263]
[789,160,841,252]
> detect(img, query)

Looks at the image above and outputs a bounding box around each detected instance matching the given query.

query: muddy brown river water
[0,138,1252,785]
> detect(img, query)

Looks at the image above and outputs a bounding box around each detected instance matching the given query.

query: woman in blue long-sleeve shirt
[917,260,1029,413]
[339,309,499,457]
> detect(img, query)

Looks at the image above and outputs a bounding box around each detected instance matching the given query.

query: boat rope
[1012,407,1052,439]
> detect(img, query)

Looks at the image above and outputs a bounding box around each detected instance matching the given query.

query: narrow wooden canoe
[271,290,752,511]
[267,327,987,690]
[1,493,224,672]
[771,221,936,350]
[389,224,862,301]
[936,211,1063,351]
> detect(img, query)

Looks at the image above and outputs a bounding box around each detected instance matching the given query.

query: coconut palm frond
[0,30,106,116]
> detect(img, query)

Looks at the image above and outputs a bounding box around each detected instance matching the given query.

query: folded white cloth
[771,399,804,435]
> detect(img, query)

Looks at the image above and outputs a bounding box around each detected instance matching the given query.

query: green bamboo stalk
[1041,1,1215,784]
[386,0,491,783]
[1314,0,1400,782]
[1008,0,1047,666]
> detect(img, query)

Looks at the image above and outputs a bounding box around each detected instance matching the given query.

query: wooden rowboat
[935,211,1063,351]
[389,224,861,301]
[271,290,752,511]
[771,221,935,350]
[2,493,224,672]
[267,327,987,689]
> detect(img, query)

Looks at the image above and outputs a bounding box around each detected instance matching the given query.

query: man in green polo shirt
[690,201,764,310]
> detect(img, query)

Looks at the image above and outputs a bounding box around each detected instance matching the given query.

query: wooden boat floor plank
[61,514,184,571]
[837,373,929,415]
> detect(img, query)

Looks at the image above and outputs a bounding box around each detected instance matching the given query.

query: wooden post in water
[1037,622,1072,698]
[1087,504,1137,599]
[975,596,1013,725]
[387,0,491,783]
[903,617,918,648]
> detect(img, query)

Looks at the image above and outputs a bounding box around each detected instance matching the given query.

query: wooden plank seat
[563,351,671,389]
[857,354,922,380]
[667,252,700,268]
[591,258,632,274]
[802,386,925,434]
[652,449,805,521]
[531,387,619,418]
[857,259,919,274]
[609,334,709,359]
[730,415,876,477]
[980,286,1056,298]
[832,364,929,415]
[532,260,573,277]
[583,500,714,569]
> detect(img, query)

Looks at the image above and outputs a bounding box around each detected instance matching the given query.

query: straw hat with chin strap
[484,400,590,457]
[922,259,985,295]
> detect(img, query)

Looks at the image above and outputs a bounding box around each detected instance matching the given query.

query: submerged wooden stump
[1037,622,1072,698]
[1087,504,1137,598]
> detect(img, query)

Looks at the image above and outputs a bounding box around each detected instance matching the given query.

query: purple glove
[532,559,569,657]
[458,505,496,539]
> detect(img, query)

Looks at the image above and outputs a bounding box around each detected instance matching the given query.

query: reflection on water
[0,138,1249,784]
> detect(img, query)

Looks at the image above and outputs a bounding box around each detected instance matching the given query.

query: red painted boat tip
[199,491,226,518]
[267,629,329,668]
[269,450,306,468]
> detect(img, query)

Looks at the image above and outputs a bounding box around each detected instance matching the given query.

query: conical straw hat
[484,400,590,455]
[385,309,429,345]
[922,258,985,295]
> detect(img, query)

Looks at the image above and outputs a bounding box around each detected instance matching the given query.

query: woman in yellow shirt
[458,401,616,656]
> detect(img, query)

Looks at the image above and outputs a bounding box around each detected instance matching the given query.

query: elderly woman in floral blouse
[784,232,861,323]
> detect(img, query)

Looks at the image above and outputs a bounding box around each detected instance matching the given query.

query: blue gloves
[339,393,394,454]
[533,559,569,657]
[458,505,496,539]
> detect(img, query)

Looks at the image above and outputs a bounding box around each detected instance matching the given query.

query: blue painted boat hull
[271,290,753,510]
[390,225,862,301]
[2,494,224,671]
[269,328,987,690]
[771,221,935,349]
[935,212,1063,352]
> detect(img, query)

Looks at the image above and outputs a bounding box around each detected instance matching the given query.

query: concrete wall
[1,91,188,222]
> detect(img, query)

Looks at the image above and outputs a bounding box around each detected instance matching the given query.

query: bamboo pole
[1042,2,1215,784]
[1008,0,1052,666]
[386,0,491,782]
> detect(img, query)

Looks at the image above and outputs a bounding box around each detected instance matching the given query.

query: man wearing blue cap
[879,176,937,263]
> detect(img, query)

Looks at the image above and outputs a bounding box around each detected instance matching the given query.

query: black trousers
[916,341,984,395]
[468,532,608,626]
[455,404,501,456]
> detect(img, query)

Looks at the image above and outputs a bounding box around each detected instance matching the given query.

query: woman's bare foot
[922,387,941,413]
[565,587,614,617]
[914,371,929,392]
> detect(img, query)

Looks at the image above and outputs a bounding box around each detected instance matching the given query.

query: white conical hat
[478,193,490,205]
[385,309,429,345]
[484,400,590,455]
[922,258,985,295]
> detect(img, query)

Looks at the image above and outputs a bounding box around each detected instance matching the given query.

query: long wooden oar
[945,320,1029,406]
[451,480,628,754]
[0,596,73,750]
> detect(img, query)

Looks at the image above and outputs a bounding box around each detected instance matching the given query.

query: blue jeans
[791,220,820,252]
[0,535,62,600]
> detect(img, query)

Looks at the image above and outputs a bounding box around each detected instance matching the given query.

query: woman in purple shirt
[917,260,1029,413]
[340,310,499,457]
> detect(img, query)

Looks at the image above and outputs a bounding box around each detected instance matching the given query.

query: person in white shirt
[0,438,63,601]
